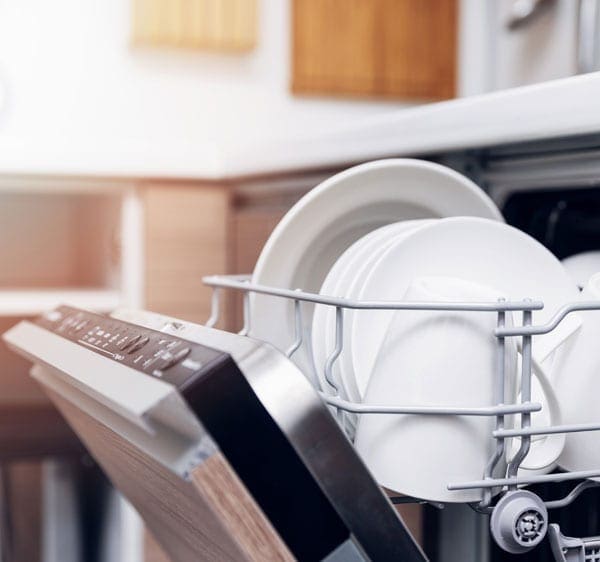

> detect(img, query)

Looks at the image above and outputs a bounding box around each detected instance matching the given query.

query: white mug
[354,276,563,503]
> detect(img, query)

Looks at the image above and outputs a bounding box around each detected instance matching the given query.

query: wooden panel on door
[144,531,172,562]
[292,0,458,100]
[143,185,231,326]
[46,389,294,562]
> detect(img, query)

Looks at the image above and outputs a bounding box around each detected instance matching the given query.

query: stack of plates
[250,159,503,386]
[316,216,581,404]
[250,158,586,502]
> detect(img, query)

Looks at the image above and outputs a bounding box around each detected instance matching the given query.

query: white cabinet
[489,0,598,90]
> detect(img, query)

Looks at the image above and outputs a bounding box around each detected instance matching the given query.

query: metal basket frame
[202,274,600,515]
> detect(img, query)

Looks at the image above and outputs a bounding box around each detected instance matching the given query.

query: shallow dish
[314,220,434,402]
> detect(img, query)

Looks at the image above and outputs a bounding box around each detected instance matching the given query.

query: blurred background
[0,0,590,155]
[0,1,597,561]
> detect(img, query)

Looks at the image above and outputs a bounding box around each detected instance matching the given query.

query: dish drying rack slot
[202,274,600,559]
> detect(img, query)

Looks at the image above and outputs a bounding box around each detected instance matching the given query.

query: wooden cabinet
[227,207,287,330]
[292,0,458,100]
[142,184,231,326]
[141,179,306,331]
[132,0,257,51]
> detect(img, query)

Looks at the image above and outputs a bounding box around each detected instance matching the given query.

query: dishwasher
[5,135,600,562]
[2,304,425,562]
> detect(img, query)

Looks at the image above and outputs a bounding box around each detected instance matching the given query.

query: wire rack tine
[545,480,600,509]
[494,421,600,438]
[479,302,508,510]
[322,395,540,416]
[238,282,251,336]
[506,307,533,487]
[285,292,303,358]
[203,275,544,313]
[205,288,221,328]
[324,307,344,395]
[496,299,600,337]
[448,469,600,491]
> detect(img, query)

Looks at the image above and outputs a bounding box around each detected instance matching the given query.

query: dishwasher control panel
[34,306,224,389]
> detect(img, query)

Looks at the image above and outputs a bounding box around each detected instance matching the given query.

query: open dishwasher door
[3,306,425,562]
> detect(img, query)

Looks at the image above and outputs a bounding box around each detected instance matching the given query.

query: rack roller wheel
[490,490,548,554]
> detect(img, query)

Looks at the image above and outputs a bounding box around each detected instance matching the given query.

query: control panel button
[156,347,191,372]
[127,336,150,354]
[119,334,141,351]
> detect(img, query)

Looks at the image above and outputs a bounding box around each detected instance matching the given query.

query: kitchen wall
[0,0,488,158]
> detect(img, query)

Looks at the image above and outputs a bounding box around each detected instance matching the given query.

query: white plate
[313,220,432,439]
[312,229,385,397]
[311,229,375,438]
[250,159,502,382]
[350,217,582,400]
[314,220,434,401]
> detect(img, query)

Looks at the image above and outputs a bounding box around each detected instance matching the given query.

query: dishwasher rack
[203,274,600,560]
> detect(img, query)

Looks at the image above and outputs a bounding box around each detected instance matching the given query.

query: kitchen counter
[0,72,599,181]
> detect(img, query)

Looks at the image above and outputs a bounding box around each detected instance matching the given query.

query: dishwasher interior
[438,132,600,562]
